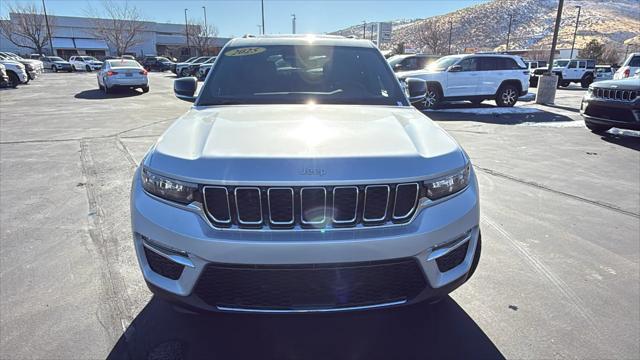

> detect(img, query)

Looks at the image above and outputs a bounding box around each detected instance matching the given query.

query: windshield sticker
[225,47,266,57]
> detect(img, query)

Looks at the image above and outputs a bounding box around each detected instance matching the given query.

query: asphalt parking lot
[1,72,638,359]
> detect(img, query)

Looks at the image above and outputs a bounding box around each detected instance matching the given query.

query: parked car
[594,65,615,82]
[97,59,149,94]
[195,56,217,80]
[533,58,595,88]
[133,35,481,313]
[121,55,136,60]
[388,54,440,73]
[524,60,547,87]
[0,64,10,88]
[396,53,529,108]
[614,52,640,80]
[185,56,215,77]
[173,57,197,75]
[581,77,640,133]
[196,56,216,81]
[0,58,28,86]
[69,56,103,72]
[0,52,43,79]
[41,56,73,72]
[176,56,211,77]
[142,56,174,72]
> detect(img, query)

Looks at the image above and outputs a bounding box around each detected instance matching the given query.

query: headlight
[425,165,471,200]
[141,168,198,204]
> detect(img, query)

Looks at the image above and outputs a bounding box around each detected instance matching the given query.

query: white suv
[397,54,529,109]
[614,52,640,80]
[69,56,103,72]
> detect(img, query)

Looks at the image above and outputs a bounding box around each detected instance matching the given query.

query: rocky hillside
[331,0,640,54]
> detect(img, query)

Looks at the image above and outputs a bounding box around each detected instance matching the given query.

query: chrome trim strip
[234,187,263,225]
[300,187,327,225]
[392,183,420,220]
[362,185,390,222]
[202,186,232,224]
[427,231,472,262]
[216,299,407,313]
[332,186,359,224]
[142,239,195,268]
[267,187,295,225]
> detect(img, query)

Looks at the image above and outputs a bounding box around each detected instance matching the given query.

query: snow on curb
[426,107,542,114]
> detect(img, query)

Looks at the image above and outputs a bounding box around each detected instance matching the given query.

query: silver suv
[131,35,481,313]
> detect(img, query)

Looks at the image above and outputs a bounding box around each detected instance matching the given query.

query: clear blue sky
[1,0,489,37]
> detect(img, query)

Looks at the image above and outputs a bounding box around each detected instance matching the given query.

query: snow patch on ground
[518,120,585,127]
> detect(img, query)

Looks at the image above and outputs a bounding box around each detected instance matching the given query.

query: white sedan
[97,59,149,94]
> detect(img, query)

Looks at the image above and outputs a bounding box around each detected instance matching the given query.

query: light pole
[291,14,296,34]
[536,0,564,105]
[202,6,208,55]
[570,5,581,59]
[370,24,374,41]
[261,0,265,34]
[447,20,452,55]
[362,20,366,39]
[42,0,54,55]
[506,13,513,51]
[184,9,190,57]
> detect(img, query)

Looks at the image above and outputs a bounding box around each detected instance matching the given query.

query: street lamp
[506,13,513,51]
[184,9,190,57]
[447,21,453,55]
[291,14,296,34]
[202,6,208,55]
[362,20,366,39]
[570,5,582,59]
[261,0,265,34]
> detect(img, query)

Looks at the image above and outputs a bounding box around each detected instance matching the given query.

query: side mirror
[448,65,462,72]
[405,78,427,104]
[174,77,198,102]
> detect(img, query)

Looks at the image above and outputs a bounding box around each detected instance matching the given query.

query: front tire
[418,84,441,110]
[52,65,58,73]
[179,68,189,78]
[141,86,149,93]
[581,75,593,88]
[86,65,91,72]
[7,71,19,88]
[585,121,611,134]
[496,84,518,107]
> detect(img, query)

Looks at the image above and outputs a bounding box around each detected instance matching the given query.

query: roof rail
[242,34,256,38]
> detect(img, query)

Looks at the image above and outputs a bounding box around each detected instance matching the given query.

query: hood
[148,105,467,184]
[591,78,640,90]
[395,69,440,79]
[54,60,70,64]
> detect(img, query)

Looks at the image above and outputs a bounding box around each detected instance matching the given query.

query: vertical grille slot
[234,187,262,225]
[363,185,390,222]
[268,188,294,225]
[332,186,358,224]
[300,187,326,225]
[203,186,231,224]
[392,183,419,221]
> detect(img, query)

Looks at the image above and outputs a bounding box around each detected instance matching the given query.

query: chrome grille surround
[593,88,637,102]
[202,182,422,230]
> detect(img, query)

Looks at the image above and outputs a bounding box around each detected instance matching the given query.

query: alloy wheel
[502,88,517,105]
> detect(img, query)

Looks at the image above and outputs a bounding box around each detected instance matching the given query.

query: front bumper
[581,96,640,130]
[131,167,481,313]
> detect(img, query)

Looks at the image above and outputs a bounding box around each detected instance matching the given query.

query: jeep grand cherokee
[131,35,481,313]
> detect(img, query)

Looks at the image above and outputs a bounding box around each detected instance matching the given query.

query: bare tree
[187,20,219,56]
[601,42,623,65]
[417,19,447,55]
[84,0,147,56]
[0,3,55,55]
[527,43,551,61]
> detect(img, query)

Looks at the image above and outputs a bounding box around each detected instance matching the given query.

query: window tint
[628,56,640,67]
[458,57,478,71]
[530,62,537,69]
[578,61,586,68]
[586,60,595,68]
[568,61,578,69]
[478,57,497,71]
[403,57,418,70]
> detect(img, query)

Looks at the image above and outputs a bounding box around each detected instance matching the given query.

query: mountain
[330,0,640,55]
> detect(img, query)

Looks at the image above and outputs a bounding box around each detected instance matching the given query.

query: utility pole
[506,13,513,51]
[184,9,190,57]
[536,0,564,105]
[370,24,374,41]
[362,20,366,39]
[447,21,453,55]
[291,14,296,34]
[261,0,265,34]
[570,5,581,59]
[202,6,208,55]
[42,0,54,55]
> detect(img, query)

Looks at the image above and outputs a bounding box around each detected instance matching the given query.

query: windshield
[198,45,407,106]
[387,55,408,67]
[427,55,463,71]
[107,59,141,68]
[203,57,217,64]
[49,57,64,61]
[83,57,98,61]
[553,60,569,67]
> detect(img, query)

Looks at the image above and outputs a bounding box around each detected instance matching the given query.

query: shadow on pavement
[424,101,575,125]
[600,131,640,151]
[75,88,144,100]
[107,296,503,360]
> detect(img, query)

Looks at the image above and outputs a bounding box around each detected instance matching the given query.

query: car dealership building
[0,13,229,60]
